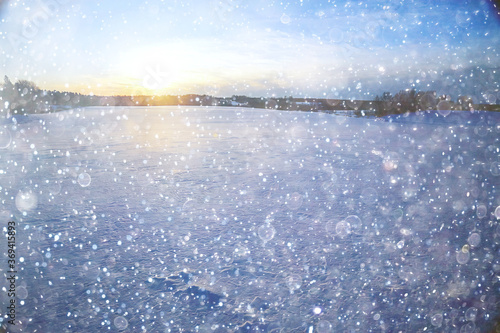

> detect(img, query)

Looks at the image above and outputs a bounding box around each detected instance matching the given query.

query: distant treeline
[0,76,498,117]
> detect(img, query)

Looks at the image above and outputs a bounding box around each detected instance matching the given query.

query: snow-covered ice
[0,106,499,332]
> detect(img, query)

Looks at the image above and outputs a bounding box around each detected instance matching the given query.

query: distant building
[230,100,247,106]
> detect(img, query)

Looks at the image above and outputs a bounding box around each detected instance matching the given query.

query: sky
[0,0,499,101]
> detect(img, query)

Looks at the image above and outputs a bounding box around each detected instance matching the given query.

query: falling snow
[0,0,500,332]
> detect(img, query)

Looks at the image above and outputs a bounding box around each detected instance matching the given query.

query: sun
[110,40,265,97]
[114,44,194,95]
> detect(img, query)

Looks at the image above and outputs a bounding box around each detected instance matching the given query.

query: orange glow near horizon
[44,78,184,97]
[39,43,241,97]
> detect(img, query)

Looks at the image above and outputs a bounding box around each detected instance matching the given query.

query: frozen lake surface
[1,106,500,332]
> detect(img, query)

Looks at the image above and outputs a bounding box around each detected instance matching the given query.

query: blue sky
[0,0,499,100]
